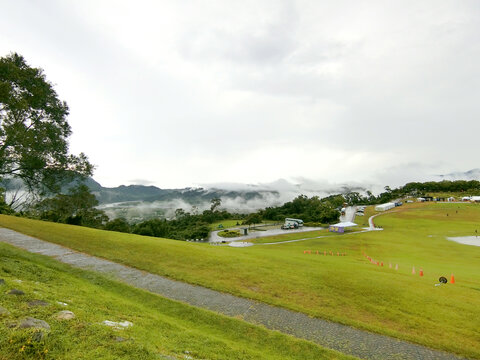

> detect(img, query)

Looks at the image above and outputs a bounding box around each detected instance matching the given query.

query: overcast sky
[2,0,479,189]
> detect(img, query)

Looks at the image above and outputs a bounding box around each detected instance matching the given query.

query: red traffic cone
[419,268,423,277]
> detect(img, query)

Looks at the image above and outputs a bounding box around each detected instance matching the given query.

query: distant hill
[82,178,280,206]
[436,168,480,181]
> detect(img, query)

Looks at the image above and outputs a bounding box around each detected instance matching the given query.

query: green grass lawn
[250,229,332,244]
[0,242,352,360]
[209,220,242,230]
[209,220,277,231]
[1,202,480,358]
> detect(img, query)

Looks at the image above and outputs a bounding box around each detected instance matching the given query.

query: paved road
[340,206,357,223]
[0,228,465,360]
[209,226,324,243]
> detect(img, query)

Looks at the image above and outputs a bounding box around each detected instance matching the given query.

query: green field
[0,242,351,360]
[209,220,242,230]
[249,229,332,244]
[209,220,277,231]
[1,202,480,358]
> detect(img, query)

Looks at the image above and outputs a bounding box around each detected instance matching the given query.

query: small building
[471,196,480,202]
[375,202,396,211]
[329,221,357,233]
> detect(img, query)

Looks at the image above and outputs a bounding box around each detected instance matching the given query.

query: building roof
[331,222,357,227]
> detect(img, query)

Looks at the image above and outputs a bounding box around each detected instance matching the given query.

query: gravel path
[0,228,464,360]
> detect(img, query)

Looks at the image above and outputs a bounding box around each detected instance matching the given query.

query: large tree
[0,53,93,204]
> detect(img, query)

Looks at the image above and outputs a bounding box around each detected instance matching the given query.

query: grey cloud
[128,179,157,186]
[179,1,299,65]
[3,1,480,189]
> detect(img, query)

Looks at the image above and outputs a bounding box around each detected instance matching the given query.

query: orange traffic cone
[419,268,423,277]
[381,262,384,267]
[412,266,416,275]
[324,251,326,256]
[337,252,339,256]
[303,250,306,254]
[450,274,455,284]
[316,250,319,255]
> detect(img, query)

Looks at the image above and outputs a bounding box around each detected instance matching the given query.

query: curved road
[209,226,324,243]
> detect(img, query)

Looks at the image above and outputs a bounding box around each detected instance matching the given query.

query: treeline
[22,185,239,240]
[257,194,343,224]
[402,180,480,194]
[343,180,480,206]
[130,207,237,240]
[3,179,480,241]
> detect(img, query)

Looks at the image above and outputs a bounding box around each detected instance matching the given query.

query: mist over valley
[91,169,480,221]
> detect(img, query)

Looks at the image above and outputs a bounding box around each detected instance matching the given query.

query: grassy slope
[0,242,351,360]
[1,202,480,358]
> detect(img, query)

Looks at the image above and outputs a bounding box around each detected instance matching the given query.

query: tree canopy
[260,194,342,224]
[32,184,108,228]
[0,53,93,202]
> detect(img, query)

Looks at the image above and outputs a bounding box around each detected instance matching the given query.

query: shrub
[218,230,241,238]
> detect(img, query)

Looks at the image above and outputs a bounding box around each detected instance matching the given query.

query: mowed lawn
[1,202,480,358]
[0,243,350,360]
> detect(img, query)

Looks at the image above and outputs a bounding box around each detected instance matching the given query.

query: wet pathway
[0,228,464,360]
[209,225,324,243]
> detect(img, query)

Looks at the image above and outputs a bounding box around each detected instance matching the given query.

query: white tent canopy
[332,222,357,227]
[375,202,396,211]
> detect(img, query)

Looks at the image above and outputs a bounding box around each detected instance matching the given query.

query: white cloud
[1,0,479,189]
